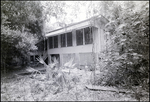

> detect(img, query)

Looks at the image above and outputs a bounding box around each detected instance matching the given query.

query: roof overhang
[45,15,109,37]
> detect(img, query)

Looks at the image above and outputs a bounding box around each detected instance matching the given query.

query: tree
[41,1,67,31]
[43,1,89,31]
[1,1,44,73]
[1,1,69,74]
[89,1,149,91]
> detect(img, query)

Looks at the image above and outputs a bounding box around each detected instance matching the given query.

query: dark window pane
[76,29,83,45]
[67,32,72,46]
[49,37,53,49]
[30,56,34,61]
[54,36,58,48]
[35,55,39,61]
[61,34,66,47]
[84,27,93,44]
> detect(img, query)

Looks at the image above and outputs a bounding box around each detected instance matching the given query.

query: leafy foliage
[1,1,44,73]
[1,1,67,73]
[36,56,79,94]
[92,1,149,92]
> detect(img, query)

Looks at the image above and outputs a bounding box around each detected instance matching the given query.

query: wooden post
[46,37,50,64]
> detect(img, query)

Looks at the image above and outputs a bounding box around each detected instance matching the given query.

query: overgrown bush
[1,1,44,74]
[36,56,79,94]
[94,1,149,92]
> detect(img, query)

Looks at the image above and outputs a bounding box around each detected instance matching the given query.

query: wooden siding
[45,16,108,65]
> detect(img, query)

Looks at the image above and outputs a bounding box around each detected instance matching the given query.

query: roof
[45,15,109,37]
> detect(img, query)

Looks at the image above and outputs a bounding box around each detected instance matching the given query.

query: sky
[48,1,88,23]
[41,1,149,32]
[41,1,90,32]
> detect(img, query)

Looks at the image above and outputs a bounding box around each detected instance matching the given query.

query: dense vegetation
[1,1,43,73]
[1,1,66,74]
[1,1,149,101]
[1,0,149,89]
[92,1,149,92]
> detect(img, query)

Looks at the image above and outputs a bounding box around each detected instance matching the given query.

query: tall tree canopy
[89,1,149,90]
[1,1,66,72]
[1,1,44,72]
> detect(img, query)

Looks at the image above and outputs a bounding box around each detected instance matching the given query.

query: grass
[2,67,147,101]
[1,57,149,101]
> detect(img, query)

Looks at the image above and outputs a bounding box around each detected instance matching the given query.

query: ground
[1,66,149,101]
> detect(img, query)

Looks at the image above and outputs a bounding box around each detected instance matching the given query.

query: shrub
[92,1,149,92]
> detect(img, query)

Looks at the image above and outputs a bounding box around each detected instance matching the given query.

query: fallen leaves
[1,68,148,101]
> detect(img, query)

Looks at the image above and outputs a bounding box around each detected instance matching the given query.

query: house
[29,15,109,68]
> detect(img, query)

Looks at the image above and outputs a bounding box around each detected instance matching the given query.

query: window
[30,56,34,61]
[67,32,72,46]
[49,36,58,49]
[76,27,93,46]
[61,34,66,47]
[84,27,93,44]
[54,36,58,48]
[35,55,39,61]
[49,37,53,49]
[76,29,83,45]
